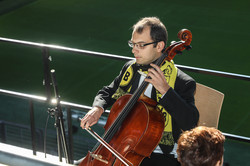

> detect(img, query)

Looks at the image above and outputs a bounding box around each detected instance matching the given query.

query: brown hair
[132,17,168,46]
[177,126,225,166]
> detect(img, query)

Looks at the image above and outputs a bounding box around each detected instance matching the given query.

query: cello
[79,29,192,166]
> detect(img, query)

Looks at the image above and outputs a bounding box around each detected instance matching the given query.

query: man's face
[130,27,161,65]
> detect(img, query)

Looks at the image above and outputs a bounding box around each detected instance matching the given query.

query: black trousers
[140,152,181,166]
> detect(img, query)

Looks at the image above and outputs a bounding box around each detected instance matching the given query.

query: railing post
[29,100,36,155]
[67,107,74,163]
[0,121,6,143]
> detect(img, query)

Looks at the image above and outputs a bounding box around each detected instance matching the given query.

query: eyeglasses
[128,40,159,49]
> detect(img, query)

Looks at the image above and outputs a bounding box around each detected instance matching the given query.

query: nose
[132,46,138,54]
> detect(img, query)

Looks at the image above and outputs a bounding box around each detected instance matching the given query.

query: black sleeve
[158,69,199,131]
[92,60,135,111]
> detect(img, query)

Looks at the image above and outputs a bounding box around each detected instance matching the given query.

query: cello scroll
[164,29,192,61]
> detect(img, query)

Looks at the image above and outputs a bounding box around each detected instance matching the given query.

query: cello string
[103,53,167,141]
[102,81,147,141]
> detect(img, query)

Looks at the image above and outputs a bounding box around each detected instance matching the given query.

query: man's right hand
[80,106,104,130]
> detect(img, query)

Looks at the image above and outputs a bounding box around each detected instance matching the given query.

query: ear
[156,41,165,53]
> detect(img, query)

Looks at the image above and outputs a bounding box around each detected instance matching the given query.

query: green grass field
[0,0,249,164]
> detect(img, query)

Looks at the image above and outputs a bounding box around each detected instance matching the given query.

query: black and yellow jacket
[92,59,199,156]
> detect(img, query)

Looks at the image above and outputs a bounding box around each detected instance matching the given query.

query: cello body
[80,94,165,166]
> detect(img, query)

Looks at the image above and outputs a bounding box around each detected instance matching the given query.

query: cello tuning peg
[170,41,176,45]
[184,45,192,50]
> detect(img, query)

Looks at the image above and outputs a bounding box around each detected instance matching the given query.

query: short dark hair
[132,17,168,46]
[177,126,225,166]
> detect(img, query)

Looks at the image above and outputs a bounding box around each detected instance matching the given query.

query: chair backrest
[194,83,224,128]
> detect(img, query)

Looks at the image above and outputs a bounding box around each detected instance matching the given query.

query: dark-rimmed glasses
[128,40,159,49]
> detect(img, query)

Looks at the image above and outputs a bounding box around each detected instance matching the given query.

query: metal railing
[1,37,249,81]
[0,37,250,163]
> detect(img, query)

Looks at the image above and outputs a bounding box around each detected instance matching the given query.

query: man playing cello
[80,17,199,166]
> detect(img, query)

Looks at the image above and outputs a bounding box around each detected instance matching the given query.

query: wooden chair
[194,83,224,128]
